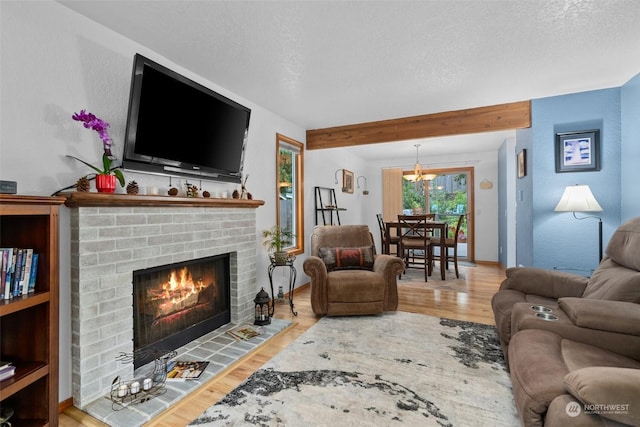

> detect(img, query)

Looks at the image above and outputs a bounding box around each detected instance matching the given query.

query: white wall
[1,1,305,403]
[304,147,371,227]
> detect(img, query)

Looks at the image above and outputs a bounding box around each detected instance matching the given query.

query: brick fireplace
[65,193,263,409]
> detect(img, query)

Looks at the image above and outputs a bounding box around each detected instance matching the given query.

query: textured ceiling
[57,0,640,159]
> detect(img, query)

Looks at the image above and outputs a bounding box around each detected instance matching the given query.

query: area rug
[397,263,469,292]
[188,312,518,426]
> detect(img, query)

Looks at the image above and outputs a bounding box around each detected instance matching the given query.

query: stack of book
[166,360,209,380]
[226,324,261,341]
[1,248,39,299]
[0,361,15,381]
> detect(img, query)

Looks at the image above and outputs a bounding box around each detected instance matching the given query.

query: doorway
[402,167,474,262]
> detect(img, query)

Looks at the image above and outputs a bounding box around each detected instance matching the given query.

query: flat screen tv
[123,54,251,183]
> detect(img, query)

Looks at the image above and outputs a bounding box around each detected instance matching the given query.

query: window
[276,133,304,254]
[401,167,474,261]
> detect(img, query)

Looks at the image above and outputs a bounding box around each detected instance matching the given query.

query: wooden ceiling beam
[306,100,531,150]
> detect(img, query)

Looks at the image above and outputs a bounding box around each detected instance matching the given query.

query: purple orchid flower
[72,109,113,156]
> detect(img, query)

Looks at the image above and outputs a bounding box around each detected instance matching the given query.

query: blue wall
[621,73,640,222]
[514,128,533,267]
[530,88,622,273]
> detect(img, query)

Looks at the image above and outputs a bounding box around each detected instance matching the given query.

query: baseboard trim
[59,397,73,413]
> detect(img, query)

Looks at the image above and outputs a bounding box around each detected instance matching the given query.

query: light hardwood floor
[60,262,505,427]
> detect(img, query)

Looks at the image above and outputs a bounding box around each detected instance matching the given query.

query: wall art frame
[342,169,354,193]
[555,129,600,173]
[517,149,526,178]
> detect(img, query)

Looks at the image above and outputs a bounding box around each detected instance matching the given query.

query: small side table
[268,254,298,316]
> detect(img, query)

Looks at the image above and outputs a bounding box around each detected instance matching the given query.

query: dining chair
[397,214,435,281]
[376,213,399,255]
[430,214,465,278]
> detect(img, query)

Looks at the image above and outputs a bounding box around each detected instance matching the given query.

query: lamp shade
[554,185,603,212]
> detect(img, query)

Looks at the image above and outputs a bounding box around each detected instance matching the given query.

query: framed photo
[555,130,600,173]
[342,169,354,193]
[517,149,526,178]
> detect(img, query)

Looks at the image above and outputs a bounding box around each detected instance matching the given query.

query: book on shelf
[28,253,39,293]
[166,360,209,380]
[0,361,15,381]
[11,249,23,297]
[20,249,33,295]
[226,324,261,341]
[1,248,15,299]
[0,248,11,299]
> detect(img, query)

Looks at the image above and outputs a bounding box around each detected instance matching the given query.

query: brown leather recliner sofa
[303,225,404,316]
[491,217,640,426]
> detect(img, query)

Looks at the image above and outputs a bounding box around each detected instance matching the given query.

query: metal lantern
[254,287,271,326]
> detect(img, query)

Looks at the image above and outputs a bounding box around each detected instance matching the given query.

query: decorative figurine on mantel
[185,182,199,198]
[241,174,249,199]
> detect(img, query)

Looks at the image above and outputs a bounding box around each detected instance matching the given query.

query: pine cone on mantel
[126,181,139,195]
[76,176,91,192]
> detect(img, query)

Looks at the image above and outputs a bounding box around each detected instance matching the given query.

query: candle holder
[254,288,271,326]
[109,349,176,410]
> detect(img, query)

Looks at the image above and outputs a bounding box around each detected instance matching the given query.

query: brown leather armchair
[303,225,405,316]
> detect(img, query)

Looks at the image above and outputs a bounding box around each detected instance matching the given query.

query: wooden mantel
[62,192,265,208]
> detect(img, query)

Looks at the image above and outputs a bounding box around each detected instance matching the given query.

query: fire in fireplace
[133,254,230,367]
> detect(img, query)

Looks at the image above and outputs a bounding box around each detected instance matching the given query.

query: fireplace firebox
[133,254,230,368]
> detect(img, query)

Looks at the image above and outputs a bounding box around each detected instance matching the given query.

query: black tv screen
[123,54,251,183]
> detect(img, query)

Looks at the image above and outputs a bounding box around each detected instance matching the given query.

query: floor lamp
[554,184,604,262]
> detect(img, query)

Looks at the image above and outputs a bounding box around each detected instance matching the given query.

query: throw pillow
[318,246,375,272]
[564,367,640,425]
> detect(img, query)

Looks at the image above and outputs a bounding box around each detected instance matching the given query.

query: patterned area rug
[188,312,518,426]
[398,263,469,292]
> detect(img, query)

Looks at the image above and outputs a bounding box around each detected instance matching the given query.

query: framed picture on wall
[555,129,601,173]
[517,149,526,178]
[342,169,354,193]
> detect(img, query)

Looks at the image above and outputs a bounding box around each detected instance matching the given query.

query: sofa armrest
[373,254,405,276]
[559,298,640,336]
[303,256,329,314]
[500,267,588,299]
[373,255,404,311]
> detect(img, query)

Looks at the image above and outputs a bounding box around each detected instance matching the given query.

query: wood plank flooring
[60,262,505,426]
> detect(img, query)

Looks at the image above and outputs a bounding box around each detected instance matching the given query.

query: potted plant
[261,225,295,265]
[69,109,125,192]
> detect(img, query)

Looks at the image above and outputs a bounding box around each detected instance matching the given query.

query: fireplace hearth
[133,254,230,368]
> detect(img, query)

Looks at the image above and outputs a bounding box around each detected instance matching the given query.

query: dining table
[384,219,448,280]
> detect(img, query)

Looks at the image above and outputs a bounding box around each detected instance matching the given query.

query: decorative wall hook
[479,179,493,190]
[357,176,369,195]
[334,169,342,184]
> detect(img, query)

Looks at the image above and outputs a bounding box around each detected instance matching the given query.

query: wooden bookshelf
[0,195,65,427]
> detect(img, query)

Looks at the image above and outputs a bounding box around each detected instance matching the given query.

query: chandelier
[403,144,436,182]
